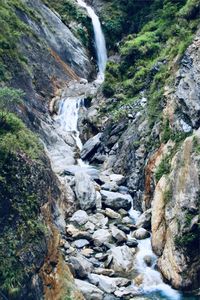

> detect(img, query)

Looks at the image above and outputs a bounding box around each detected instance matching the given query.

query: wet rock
[75,279,104,300]
[109,174,125,185]
[126,238,138,248]
[70,210,89,225]
[75,171,96,210]
[72,239,90,249]
[88,274,131,294]
[114,286,139,298]
[133,228,150,240]
[135,209,152,229]
[92,229,112,246]
[107,245,135,273]
[100,190,132,210]
[122,216,133,224]
[144,255,154,267]
[96,191,102,210]
[81,133,102,160]
[117,224,130,234]
[101,182,119,192]
[105,208,121,219]
[110,225,127,243]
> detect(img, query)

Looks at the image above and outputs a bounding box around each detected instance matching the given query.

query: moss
[102,0,199,125]
[155,154,172,182]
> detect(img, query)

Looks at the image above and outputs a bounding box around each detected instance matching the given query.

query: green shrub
[155,154,172,182]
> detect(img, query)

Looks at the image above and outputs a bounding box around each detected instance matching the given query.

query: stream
[43,1,198,299]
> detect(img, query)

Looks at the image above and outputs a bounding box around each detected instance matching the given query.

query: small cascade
[77,0,107,81]
[55,96,84,150]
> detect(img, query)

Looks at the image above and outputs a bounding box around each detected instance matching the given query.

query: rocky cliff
[0,0,200,298]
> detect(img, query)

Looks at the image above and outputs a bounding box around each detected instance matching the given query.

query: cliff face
[0,0,94,298]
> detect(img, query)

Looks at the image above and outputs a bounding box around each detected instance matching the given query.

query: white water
[56,96,84,150]
[77,0,107,81]
[52,3,183,299]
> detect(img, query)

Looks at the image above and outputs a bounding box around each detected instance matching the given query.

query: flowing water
[46,1,197,299]
[77,0,107,81]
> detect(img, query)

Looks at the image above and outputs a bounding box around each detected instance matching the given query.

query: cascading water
[46,2,189,299]
[77,0,107,81]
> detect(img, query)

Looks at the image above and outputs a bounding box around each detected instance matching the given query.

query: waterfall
[77,0,107,81]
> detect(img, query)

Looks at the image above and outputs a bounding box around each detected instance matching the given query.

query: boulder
[100,190,132,210]
[132,228,150,240]
[105,208,121,219]
[92,229,112,246]
[72,239,90,249]
[75,171,96,210]
[126,238,138,248]
[75,279,104,300]
[70,210,89,225]
[107,245,136,273]
[117,224,130,234]
[135,209,152,229]
[89,213,108,229]
[110,225,127,243]
[109,174,125,185]
[69,255,92,279]
[88,274,131,294]
[81,133,102,160]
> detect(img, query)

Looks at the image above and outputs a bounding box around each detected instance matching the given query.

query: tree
[0,87,24,126]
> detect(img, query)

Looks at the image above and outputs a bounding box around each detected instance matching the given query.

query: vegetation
[101,0,199,127]
[155,154,172,182]
[43,0,94,49]
[0,87,45,298]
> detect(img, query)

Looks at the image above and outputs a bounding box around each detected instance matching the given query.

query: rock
[100,190,132,210]
[144,255,154,267]
[105,208,121,219]
[89,213,109,229]
[118,209,129,216]
[69,256,90,279]
[117,224,130,234]
[135,209,152,229]
[107,245,135,273]
[66,247,76,254]
[132,228,150,240]
[114,286,139,298]
[103,295,119,300]
[96,191,102,210]
[109,174,125,185]
[126,238,138,248]
[72,239,90,249]
[93,268,115,276]
[111,225,127,243]
[92,229,112,246]
[81,248,94,258]
[75,171,96,211]
[88,274,131,294]
[75,279,104,300]
[101,182,119,192]
[95,253,108,261]
[70,210,89,225]
[118,186,129,194]
[66,224,79,236]
[122,216,133,224]
[64,241,70,250]
[72,231,92,241]
[84,221,95,233]
[81,133,102,160]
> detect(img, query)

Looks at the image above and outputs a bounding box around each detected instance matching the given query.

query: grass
[102,0,199,127]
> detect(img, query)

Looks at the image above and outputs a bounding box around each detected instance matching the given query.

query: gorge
[0,0,199,299]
